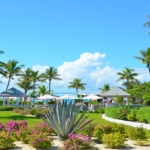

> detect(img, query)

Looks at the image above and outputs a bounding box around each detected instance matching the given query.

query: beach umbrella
[38,94,58,100]
[82,94,102,100]
[59,94,75,100]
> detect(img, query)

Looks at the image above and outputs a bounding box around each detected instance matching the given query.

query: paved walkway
[102,114,150,130]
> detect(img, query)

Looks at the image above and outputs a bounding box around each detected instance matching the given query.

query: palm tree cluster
[1,14,150,98]
[0,53,87,100]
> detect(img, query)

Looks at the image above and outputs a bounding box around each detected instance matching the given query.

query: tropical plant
[16,80,34,104]
[143,15,150,34]
[38,85,50,96]
[0,60,24,90]
[29,91,38,99]
[116,68,138,89]
[114,95,123,106]
[19,68,32,82]
[68,78,86,93]
[0,50,4,54]
[42,101,93,140]
[135,48,150,75]
[126,82,150,103]
[42,67,62,93]
[31,71,45,92]
[99,84,110,93]
[17,80,34,95]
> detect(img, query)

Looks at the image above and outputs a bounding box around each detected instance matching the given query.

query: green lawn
[0,111,43,126]
[1,111,150,137]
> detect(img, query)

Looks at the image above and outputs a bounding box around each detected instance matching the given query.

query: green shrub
[96,124,112,141]
[126,126,147,140]
[135,140,150,146]
[114,95,123,106]
[137,107,150,123]
[105,107,120,119]
[47,100,55,104]
[136,115,148,123]
[116,107,130,120]
[29,108,45,117]
[0,132,15,149]
[111,123,125,134]
[94,108,105,114]
[82,123,95,137]
[127,110,137,121]
[102,132,125,149]
[0,99,3,106]
[0,106,14,111]
[29,108,37,115]
[34,101,43,105]
[74,99,83,103]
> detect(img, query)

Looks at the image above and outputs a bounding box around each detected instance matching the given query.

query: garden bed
[10,137,150,150]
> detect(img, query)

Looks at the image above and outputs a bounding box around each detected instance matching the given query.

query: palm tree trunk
[33,82,35,92]
[76,88,78,93]
[24,90,27,105]
[49,79,51,94]
[6,77,11,90]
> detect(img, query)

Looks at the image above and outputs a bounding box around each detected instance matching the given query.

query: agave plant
[42,101,93,140]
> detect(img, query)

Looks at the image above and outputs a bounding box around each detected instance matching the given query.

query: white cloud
[0,52,150,94]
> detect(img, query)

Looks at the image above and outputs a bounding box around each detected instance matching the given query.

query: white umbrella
[38,94,58,100]
[59,94,75,100]
[82,94,103,100]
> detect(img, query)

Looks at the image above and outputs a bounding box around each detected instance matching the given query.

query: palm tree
[116,68,138,89]
[68,78,86,93]
[30,71,45,92]
[16,79,34,104]
[0,50,4,54]
[42,67,62,93]
[38,85,50,96]
[122,79,140,89]
[135,48,150,75]
[99,84,110,93]
[29,91,38,99]
[143,15,150,34]
[19,68,32,82]
[0,60,24,90]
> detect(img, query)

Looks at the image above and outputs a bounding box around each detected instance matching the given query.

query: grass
[0,111,43,126]
[1,111,150,137]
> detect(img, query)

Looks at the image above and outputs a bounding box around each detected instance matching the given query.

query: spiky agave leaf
[42,101,93,140]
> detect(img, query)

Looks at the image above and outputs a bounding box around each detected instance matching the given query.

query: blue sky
[0,0,150,94]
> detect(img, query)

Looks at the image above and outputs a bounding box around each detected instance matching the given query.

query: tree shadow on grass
[0,115,41,121]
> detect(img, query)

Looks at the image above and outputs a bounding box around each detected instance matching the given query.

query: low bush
[136,115,148,123]
[95,124,112,141]
[47,100,55,104]
[0,132,15,149]
[105,107,120,119]
[0,106,14,111]
[102,132,125,149]
[135,140,150,146]
[13,108,30,115]
[82,123,95,137]
[125,126,147,140]
[127,109,137,121]
[62,133,98,150]
[0,99,3,106]
[34,101,44,105]
[116,107,130,120]
[29,133,53,149]
[94,107,105,114]
[28,108,45,117]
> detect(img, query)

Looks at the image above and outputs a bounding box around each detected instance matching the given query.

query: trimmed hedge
[0,106,14,111]
[105,107,120,119]
[105,106,150,124]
